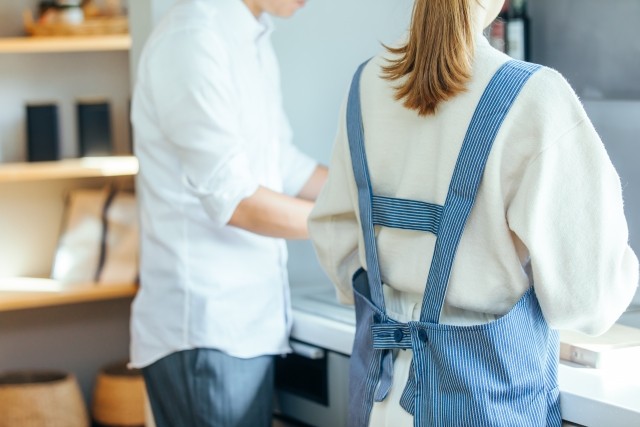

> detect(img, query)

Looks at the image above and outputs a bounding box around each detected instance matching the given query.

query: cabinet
[0,1,137,404]
[0,157,139,311]
[0,163,138,402]
[0,3,132,160]
[0,30,138,311]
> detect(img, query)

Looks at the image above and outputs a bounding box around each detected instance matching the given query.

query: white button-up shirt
[130,0,317,367]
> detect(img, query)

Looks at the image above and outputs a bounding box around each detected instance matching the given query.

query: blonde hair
[383,0,476,116]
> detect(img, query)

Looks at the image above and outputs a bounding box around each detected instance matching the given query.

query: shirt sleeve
[308,101,361,304]
[278,109,318,196]
[145,29,259,227]
[507,118,639,335]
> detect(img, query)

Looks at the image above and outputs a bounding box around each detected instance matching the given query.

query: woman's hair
[382,0,476,116]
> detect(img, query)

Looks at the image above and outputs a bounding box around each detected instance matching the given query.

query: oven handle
[290,340,326,360]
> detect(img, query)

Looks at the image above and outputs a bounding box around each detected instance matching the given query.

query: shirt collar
[217,0,274,43]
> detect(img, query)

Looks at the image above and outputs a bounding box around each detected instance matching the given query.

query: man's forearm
[297,165,328,201]
[228,186,313,239]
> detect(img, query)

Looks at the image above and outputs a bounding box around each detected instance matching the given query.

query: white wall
[272,0,414,165]
[271,0,414,285]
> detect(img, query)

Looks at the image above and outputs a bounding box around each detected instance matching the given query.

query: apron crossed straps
[346,59,560,427]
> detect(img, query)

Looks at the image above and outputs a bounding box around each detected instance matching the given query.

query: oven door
[274,340,349,427]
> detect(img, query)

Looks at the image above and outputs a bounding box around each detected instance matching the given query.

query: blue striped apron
[346,60,561,427]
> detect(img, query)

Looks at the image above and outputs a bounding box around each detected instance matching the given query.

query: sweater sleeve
[308,101,361,305]
[507,118,639,335]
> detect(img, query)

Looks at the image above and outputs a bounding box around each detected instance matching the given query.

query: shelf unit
[0,28,137,309]
[0,156,139,311]
[0,1,138,402]
[0,34,131,54]
[0,156,139,183]
[0,278,137,312]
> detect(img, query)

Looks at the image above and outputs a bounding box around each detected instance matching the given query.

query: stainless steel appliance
[274,288,355,427]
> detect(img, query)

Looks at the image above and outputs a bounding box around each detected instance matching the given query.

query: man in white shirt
[129,0,326,425]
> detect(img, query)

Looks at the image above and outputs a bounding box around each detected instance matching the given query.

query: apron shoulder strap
[420,60,542,323]
[345,58,542,320]
[346,58,387,310]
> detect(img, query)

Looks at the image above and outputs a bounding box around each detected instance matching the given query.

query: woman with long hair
[309,0,638,425]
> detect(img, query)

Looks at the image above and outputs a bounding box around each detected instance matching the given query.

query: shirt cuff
[283,154,318,196]
[184,153,259,228]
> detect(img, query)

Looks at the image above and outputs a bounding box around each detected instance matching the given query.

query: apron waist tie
[371,323,413,349]
[371,322,424,416]
[370,321,418,413]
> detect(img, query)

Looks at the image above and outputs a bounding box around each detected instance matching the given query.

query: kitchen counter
[290,282,640,427]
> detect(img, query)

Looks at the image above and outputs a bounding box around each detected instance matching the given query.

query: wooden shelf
[0,277,137,312]
[0,156,138,183]
[0,34,131,54]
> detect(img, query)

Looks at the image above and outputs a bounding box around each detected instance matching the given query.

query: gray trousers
[142,348,275,427]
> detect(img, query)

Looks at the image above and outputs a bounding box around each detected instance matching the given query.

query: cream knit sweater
[309,35,638,336]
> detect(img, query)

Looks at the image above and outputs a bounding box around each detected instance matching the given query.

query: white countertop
[290,282,640,427]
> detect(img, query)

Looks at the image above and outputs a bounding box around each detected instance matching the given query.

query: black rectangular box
[77,99,113,157]
[26,103,60,162]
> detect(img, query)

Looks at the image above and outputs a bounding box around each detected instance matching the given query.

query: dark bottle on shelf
[506,0,530,61]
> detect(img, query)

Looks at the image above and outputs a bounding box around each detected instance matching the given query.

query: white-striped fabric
[345,60,562,427]
[418,60,542,325]
[372,195,442,234]
[346,59,387,314]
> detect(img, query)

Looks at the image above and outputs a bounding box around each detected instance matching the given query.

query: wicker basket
[0,370,90,427]
[92,361,145,426]
[23,9,128,37]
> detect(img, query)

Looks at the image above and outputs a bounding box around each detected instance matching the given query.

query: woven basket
[0,370,89,427]
[92,361,145,426]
